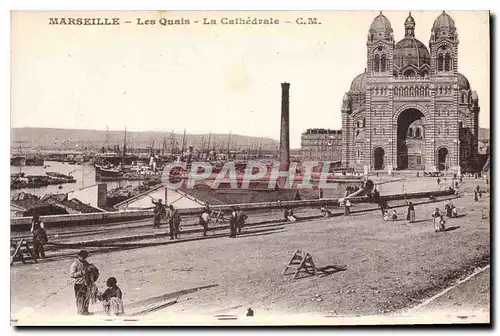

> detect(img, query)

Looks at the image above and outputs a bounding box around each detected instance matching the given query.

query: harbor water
[10,161,142,198]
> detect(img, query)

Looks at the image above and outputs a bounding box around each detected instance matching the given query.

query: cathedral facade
[340,11,480,173]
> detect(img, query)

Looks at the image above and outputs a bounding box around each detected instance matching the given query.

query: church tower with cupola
[340,11,480,174]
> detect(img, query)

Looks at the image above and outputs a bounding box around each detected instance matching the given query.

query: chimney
[280,82,291,172]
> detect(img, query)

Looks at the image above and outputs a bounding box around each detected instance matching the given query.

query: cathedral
[340,11,480,173]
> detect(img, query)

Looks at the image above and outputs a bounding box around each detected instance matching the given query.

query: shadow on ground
[442,226,461,232]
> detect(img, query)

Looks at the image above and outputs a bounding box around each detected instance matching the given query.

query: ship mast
[205,132,211,161]
[105,125,110,152]
[162,133,167,157]
[121,127,127,169]
[170,130,175,155]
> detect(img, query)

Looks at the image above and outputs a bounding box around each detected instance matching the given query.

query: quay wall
[11,189,454,231]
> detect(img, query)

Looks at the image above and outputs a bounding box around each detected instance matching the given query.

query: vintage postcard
[10,10,490,326]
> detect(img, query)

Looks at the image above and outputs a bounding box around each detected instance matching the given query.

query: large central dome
[394,38,431,68]
[394,13,430,69]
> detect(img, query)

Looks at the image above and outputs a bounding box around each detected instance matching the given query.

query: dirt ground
[409,267,490,317]
[10,177,490,325]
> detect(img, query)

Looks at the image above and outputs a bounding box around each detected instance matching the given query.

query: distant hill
[10,127,280,152]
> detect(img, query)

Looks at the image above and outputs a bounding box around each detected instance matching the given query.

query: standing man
[344,199,352,216]
[31,214,48,259]
[237,207,248,234]
[407,201,415,223]
[70,250,91,315]
[199,210,211,237]
[229,207,238,238]
[172,206,181,239]
[165,205,176,240]
[437,177,441,190]
[151,198,166,229]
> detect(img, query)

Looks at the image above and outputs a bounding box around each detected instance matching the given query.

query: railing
[394,76,430,81]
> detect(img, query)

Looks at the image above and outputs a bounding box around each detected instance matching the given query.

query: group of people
[229,206,248,238]
[151,199,182,239]
[473,185,483,202]
[69,250,124,316]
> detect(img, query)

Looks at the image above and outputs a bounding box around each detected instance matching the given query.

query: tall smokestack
[280,82,290,172]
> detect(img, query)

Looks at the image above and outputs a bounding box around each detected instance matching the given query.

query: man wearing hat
[69,250,92,315]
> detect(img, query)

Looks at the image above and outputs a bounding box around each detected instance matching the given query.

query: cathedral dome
[432,11,456,31]
[368,12,393,41]
[394,38,430,68]
[370,12,392,32]
[457,73,470,90]
[349,72,367,93]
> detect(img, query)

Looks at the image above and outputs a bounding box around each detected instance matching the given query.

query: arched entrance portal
[374,147,385,170]
[437,147,449,171]
[397,108,425,170]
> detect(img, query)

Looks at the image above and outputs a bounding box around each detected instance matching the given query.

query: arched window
[408,127,414,138]
[356,121,360,128]
[461,93,466,103]
[444,54,451,71]
[381,55,387,72]
[374,54,380,72]
[415,127,421,138]
[438,54,444,71]
[362,118,366,128]
[459,121,463,128]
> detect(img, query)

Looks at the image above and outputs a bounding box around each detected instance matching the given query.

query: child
[383,210,390,221]
[98,277,124,316]
[320,207,332,218]
[391,209,398,221]
[438,215,446,232]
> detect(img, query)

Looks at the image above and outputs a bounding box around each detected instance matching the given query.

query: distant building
[301,128,342,162]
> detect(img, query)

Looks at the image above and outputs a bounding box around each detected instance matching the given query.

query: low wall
[11,189,455,231]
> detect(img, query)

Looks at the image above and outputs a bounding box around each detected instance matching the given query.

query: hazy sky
[11,10,489,147]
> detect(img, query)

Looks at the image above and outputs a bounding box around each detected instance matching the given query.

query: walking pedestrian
[431,208,443,232]
[379,198,388,216]
[473,190,479,202]
[445,201,453,218]
[69,250,99,315]
[199,210,211,237]
[31,214,48,259]
[151,198,166,229]
[229,207,238,238]
[391,209,398,221]
[171,205,181,239]
[407,201,415,223]
[237,207,248,233]
[344,199,351,216]
[437,177,441,190]
[98,277,124,316]
[166,205,176,239]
